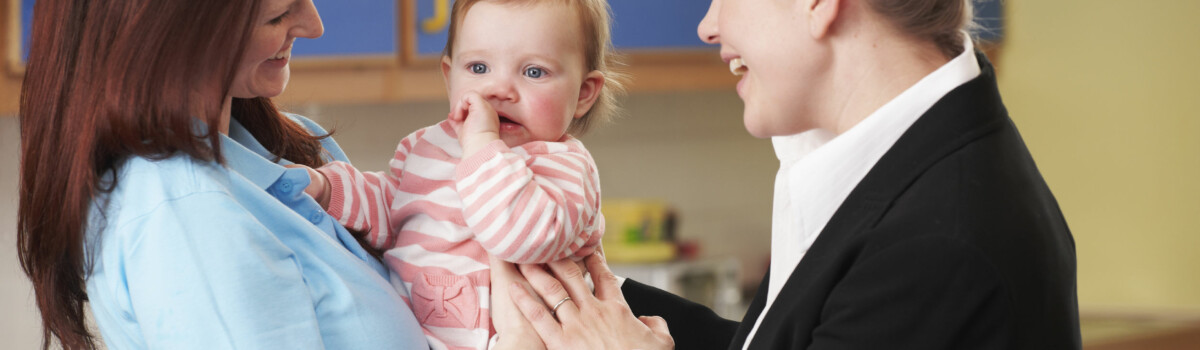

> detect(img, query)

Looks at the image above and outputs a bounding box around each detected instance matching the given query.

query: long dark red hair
[17,1,327,349]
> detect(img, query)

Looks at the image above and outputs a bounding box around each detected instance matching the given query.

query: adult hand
[489,255,547,350]
[507,253,675,350]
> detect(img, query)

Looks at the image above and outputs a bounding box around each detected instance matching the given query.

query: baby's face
[443,1,595,148]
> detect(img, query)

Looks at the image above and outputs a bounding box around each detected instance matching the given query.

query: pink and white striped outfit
[316,120,604,350]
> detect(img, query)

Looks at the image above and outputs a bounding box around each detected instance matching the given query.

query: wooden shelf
[258,51,738,109]
[1,50,735,116]
[1,0,735,116]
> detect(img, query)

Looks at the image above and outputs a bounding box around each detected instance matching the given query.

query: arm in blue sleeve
[120,191,325,349]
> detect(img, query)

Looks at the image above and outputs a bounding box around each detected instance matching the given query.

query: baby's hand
[447,91,501,157]
[284,164,331,209]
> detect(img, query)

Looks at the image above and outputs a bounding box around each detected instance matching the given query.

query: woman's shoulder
[96,154,236,230]
[88,153,296,266]
[282,112,351,163]
[283,112,327,135]
[119,153,231,192]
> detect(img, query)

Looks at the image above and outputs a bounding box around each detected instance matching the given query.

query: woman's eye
[524,67,545,78]
[470,63,489,74]
[268,11,290,25]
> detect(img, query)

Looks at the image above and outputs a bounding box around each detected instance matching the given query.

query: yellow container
[600,199,676,263]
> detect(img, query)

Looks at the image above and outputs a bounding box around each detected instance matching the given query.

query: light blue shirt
[85,115,429,349]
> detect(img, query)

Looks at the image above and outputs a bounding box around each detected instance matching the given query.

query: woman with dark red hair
[17,0,427,349]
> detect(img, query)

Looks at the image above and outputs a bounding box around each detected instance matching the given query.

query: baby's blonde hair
[444,0,626,136]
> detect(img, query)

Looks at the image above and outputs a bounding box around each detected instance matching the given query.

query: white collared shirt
[741,36,982,348]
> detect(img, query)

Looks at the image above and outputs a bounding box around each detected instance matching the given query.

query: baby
[297,0,623,348]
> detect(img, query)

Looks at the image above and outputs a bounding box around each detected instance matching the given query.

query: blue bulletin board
[19,0,32,61]
[407,0,1005,56]
[16,0,397,62]
[292,0,396,57]
[410,0,452,58]
[406,0,714,62]
[16,0,1005,66]
[609,0,712,50]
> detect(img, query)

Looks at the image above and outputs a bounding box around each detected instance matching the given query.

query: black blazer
[624,53,1081,349]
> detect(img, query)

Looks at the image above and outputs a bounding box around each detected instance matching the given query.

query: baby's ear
[441,55,453,92]
[574,70,605,119]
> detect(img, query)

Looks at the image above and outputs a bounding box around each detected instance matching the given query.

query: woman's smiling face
[698,0,832,138]
[229,0,324,99]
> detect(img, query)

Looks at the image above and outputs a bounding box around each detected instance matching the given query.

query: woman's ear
[807,0,841,39]
[574,71,605,119]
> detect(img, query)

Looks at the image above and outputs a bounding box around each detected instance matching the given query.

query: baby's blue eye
[470,63,489,74]
[524,67,545,78]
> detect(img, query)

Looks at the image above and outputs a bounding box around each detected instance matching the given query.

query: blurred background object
[601,198,678,264]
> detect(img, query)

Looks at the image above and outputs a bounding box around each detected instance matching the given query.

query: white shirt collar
[743,35,982,348]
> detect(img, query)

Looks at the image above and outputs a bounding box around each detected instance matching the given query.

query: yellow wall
[999,0,1200,310]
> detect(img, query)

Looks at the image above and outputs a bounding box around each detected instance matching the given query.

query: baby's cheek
[527,96,571,135]
[528,96,567,118]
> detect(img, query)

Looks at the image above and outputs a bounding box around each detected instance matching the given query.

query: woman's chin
[743,112,776,139]
[744,126,774,139]
[241,86,287,100]
[248,72,290,98]
[230,83,288,100]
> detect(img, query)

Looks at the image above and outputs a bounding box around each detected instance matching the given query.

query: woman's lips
[263,55,289,68]
[729,58,749,98]
[270,46,292,60]
[264,45,292,67]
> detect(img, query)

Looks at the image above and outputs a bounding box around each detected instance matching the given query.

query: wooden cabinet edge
[1,53,736,116]
[276,52,737,109]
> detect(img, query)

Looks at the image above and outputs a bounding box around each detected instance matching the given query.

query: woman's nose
[293,0,325,39]
[697,0,721,44]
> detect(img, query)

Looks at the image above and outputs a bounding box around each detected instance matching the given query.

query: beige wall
[0,116,41,349]
[997,0,1200,311]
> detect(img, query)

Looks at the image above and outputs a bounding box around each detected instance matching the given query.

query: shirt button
[279,180,294,193]
[308,210,324,224]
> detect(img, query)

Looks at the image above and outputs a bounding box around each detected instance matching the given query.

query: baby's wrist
[317,172,331,209]
[306,167,332,209]
[461,131,501,158]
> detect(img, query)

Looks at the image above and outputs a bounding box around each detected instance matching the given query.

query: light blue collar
[220,118,291,190]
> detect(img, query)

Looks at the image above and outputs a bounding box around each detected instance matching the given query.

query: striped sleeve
[454,139,604,264]
[316,134,416,250]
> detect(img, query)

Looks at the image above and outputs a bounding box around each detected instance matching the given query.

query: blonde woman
[493,0,1081,349]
